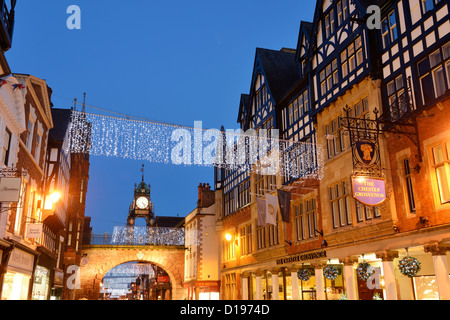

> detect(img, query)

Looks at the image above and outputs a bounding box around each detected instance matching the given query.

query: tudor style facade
[215,0,450,300]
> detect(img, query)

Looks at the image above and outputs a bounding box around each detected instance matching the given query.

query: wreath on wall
[297,268,312,281]
[323,265,339,281]
[356,262,375,281]
[398,256,421,277]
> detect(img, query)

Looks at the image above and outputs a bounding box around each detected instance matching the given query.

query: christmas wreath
[323,265,339,281]
[356,262,374,281]
[398,256,421,277]
[297,268,311,281]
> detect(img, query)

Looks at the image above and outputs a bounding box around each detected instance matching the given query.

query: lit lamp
[225,233,238,246]
[44,191,61,210]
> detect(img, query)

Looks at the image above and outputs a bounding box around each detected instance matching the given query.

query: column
[241,273,250,300]
[339,257,359,300]
[255,270,264,300]
[424,242,450,300]
[376,251,399,300]
[271,269,279,300]
[312,262,326,300]
[289,266,300,300]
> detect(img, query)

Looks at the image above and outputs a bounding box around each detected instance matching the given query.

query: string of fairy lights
[66,98,325,181]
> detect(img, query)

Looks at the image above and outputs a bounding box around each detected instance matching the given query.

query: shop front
[1,245,39,300]
[238,235,450,300]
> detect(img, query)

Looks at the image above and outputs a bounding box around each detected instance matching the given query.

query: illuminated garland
[68,111,325,180]
[111,226,186,246]
[398,256,421,278]
[297,268,311,281]
[323,265,339,281]
[356,262,374,281]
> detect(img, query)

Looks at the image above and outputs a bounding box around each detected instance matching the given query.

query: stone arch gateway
[74,245,186,300]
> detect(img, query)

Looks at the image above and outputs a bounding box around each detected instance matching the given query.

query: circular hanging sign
[352,176,387,207]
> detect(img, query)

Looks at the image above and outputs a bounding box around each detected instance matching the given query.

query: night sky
[6,0,316,233]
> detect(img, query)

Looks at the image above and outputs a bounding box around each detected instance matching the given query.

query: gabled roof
[237,93,250,124]
[156,216,185,228]
[296,20,314,60]
[253,48,300,104]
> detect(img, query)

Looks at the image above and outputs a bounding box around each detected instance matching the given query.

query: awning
[43,214,65,234]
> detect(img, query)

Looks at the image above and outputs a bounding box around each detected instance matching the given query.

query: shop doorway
[356,267,384,300]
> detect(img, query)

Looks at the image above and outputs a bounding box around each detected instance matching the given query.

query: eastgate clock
[136,196,149,209]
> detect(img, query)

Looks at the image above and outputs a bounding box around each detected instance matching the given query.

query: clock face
[136,197,149,209]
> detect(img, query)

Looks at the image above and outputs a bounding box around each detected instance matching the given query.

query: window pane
[430,50,442,68]
[443,42,450,60]
[433,67,446,97]
[433,145,444,164]
[446,141,450,160]
[436,166,450,203]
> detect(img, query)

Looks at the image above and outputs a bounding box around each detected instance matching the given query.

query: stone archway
[75,246,186,300]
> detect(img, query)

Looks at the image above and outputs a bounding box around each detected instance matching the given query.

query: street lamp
[44,191,61,210]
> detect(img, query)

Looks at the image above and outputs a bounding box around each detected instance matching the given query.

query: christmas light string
[68,109,325,180]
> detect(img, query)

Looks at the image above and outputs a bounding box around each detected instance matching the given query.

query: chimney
[198,183,214,208]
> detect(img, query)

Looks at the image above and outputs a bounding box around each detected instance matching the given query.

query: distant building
[183,183,219,300]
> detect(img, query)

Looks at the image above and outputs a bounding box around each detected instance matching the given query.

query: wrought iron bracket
[341,105,422,177]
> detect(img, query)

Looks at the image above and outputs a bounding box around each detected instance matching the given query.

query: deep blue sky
[7,1,316,234]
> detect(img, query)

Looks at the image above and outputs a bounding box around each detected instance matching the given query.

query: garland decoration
[323,265,339,281]
[356,261,374,281]
[297,268,311,281]
[398,256,421,277]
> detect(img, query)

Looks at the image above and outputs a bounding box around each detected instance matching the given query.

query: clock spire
[141,163,145,182]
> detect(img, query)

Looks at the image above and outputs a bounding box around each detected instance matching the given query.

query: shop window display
[324,265,345,300]
[413,276,439,300]
[1,272,31,300]
[32,266,50,300]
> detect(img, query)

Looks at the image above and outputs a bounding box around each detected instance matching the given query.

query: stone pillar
[255,270,264,300]
[312,262,326,300]
[424,242,450,300]
[339,257,359,300]
[376,251,399,300]
[271,269,280,300]
[289,266,300,300]
[241,273,250,300]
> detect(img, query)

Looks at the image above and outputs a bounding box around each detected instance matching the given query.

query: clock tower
[127,164,156,226]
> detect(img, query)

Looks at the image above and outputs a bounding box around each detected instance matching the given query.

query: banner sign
[25,223,43,239]
[352,176,387,206]
[0,177,22,202]
[276,250,327,265]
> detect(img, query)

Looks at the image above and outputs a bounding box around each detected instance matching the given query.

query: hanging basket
[398,256,421,278]
[323,265,339,281]
[297,268,311,281]
[356,262,374,281]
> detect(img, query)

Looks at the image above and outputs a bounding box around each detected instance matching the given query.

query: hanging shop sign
[351,176,386,206]
[8,248,35,275]
[0,177,22,202]
[25,223,43,239]
[276,250,327,265]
